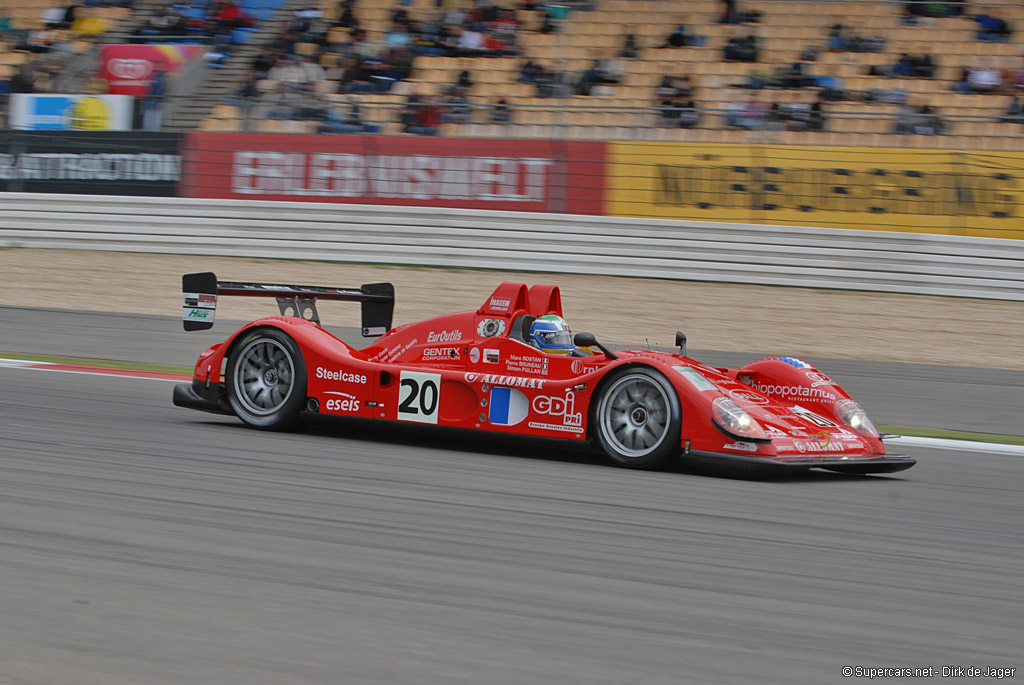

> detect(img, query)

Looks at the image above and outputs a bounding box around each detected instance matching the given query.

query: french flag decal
[489,386,529,426]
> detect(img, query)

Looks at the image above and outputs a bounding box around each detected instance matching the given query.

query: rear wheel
[593,367,682,469]
[226,328,307,429]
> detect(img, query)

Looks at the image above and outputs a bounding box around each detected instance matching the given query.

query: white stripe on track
[886,436,1024,456]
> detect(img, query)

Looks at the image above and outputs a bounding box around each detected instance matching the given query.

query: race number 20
[397,371,441,424]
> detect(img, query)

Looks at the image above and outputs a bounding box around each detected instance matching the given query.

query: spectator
[456,64,473,90]
[895,103,945,135]
[400,92,421,131]
[336,0,358,29]
[968,63,1002,93]
[782,59,807,89]
[455,24,487,56]
[972,13,1011,41]
[807,93,826,131]
[10,65,36,93]
[657,95,683,126]
[319,94,365,133]
[679,99,700,128]
[720,0,740,24]
[442,85,473,123]
[828,23,846,51]
[893,53,935,79]
[534,63,565,98]
[659,23,690,48]
[619,32,638,58]
[491,98,512,123]
[539,9,557,35]
[1001,96,1023,125]
[724,31,758,62]
[412,93,443,135]
[815,67,846,100]
[952,66,972,93]
[518,58,542,83]
[656,74,693,101]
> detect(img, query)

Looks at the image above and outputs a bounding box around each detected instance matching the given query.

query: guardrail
[2,193,1022,300]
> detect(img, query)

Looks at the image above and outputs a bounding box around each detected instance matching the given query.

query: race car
[173,273,915,475]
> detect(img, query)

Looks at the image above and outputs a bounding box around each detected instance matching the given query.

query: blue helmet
[529,315,573,355]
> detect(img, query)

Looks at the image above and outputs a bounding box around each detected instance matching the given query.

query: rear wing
[182,272,394,337]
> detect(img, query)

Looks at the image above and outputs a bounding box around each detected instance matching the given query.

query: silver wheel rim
[599,374,671,458]
[233,338,295,416]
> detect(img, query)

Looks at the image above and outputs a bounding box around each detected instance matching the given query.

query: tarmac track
[1,362,1022,684]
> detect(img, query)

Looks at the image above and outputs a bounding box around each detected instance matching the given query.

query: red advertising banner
[100,45,205,95]
[181,133,607,215]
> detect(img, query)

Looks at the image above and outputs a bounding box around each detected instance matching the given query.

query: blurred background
[1,1,1023,683]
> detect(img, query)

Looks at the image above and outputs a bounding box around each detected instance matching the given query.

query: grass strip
[1,352,193,376]
[880,426,1024,446]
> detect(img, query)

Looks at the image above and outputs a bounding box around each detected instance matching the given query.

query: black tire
[225,328,307,430]
[592,366,682,469]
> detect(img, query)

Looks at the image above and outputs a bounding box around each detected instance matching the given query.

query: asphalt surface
[0,366,1021,685]
[2,306,1022,435]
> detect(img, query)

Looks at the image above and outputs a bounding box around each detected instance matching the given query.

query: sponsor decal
[371,337,418,362]
[469,347,481,364]
[799,439,846,453]
[489,297,511,311]
[464,373,546,389]
[749,381,836,402]
[775,444,799,453]
[483,349,500,364]
[728,388,770,405]
[397,370,441,424]
[422,347,461,361]
[505,353,549,376]
[723,441,758,452]
[315,367,367,384]
[790,407,840,427]
[570,359,584,375]
[324,391,360,412]
[765,425,787,438]
[230,152,555,203]
[674,366,717,392]
[427,329,462,343]
[488,387,529,426]
[477,319,506,337]
[805,371,832,387]
[795,441,807,453]
[528,421,584,434]
[532,390,583,428]
[183,308,212,320]
[109,58,152,80]
[778,357,813,369]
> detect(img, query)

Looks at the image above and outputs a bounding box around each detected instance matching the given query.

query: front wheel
[226,328,307,430]
[592,367,682,469]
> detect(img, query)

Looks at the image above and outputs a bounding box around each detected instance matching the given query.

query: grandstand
[3,0,1024,149]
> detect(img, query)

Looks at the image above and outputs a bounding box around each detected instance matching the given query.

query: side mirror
[676,331,687,357]
[573,332,596,347]
[573,332,618,360]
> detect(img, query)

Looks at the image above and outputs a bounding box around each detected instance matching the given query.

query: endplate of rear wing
[182,272,394,336]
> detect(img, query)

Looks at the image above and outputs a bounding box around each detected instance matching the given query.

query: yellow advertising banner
[606,142,1024,239]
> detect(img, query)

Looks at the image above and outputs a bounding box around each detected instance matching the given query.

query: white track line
[0,358,184,383]
[886,436,1024,456]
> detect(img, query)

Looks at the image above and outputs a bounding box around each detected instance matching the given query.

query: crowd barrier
[2,132,1022,241]
[2,193,1022,301]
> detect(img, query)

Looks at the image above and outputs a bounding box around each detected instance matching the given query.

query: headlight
[834,399,879,438]
[712,397,768,441]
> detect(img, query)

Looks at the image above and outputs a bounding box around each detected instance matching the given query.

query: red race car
[173,273,915,475]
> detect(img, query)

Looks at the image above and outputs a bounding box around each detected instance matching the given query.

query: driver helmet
[529,315,574,355]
